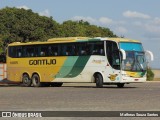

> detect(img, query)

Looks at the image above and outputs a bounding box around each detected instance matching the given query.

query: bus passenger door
[105,41,121,82]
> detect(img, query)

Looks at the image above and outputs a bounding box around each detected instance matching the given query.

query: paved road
[0,82,160,119]
[0,82,160,111]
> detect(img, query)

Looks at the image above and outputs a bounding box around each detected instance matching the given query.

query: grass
[153,78,160,81]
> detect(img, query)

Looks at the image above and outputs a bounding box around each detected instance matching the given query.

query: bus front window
[122,51,147,71]
[120,42,147,72]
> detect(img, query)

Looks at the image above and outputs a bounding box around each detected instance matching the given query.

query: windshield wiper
[136,57,144,72]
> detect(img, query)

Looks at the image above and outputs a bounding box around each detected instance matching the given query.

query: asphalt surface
[0,82,160,119]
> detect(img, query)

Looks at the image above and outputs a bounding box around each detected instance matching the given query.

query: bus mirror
[145,50,154,61]
[120,49,126,60]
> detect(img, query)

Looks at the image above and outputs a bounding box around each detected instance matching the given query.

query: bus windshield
[119,42,147,71]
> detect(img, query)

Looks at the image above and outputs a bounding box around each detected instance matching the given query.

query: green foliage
[0,7,60,42]
[61,20,117,37]
[0,7,117,53]
[147,68,154,81]
[61,20,86,37]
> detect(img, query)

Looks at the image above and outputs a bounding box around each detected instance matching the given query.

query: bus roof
[106,37,140,43]
[8,37,141,46]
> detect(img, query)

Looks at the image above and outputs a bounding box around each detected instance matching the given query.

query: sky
[0,0,160,69]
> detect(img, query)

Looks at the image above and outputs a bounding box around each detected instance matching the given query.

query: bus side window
[8,47,13,58]
[54,45,59,56]
[85,46,90,55]
[40,51,45,56]
[48,45,59,56]
[92,42,104,55]
[60,43,75,56]
[26,47,35,57]
[65,46,70,56]
[100,49,104,55]
[80,47,86,55]
[73,44,78,56]
[34,47,39,57]
[48,46,53,56]
[61,45,66,56]
[8,46,22,58]
[18,50,22,57]
[77,42,88,56]
[17,47,22,57]
[66,44,75,56]
[40,45,48,57]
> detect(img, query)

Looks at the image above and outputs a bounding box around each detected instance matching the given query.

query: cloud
[133,21,143,26]
[71,16,129,37]
[123,10,151,19]
[72,16,114,25]
[39,9,50,17]
[132,17,160,38]
[144,24,160,38]
[99,17,113,25]
[71,15,160,39]
[128,18,160,39]
[16,6,50,17]
[72,16,97,24]
[114,27,128,35]
[16,5,30,10]
[152,17,160,25]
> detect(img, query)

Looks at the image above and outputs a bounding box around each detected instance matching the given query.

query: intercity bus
[6,37,153,87]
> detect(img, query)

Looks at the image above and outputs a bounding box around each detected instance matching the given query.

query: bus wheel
[51,82,63,87]
[95,74,103,88]
[117,83,124,88]
[32,74,41,87]
[22,74,32,87]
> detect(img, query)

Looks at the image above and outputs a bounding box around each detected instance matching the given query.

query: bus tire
[51,82,63,87]
[117,83,124,88]
[22,74,32,87]
[32,74,41,87]
[95,74,103,88]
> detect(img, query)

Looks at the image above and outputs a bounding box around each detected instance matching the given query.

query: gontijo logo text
[29,59,56,65]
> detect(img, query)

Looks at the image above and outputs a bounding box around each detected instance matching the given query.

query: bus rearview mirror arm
[145,50,154,61]
[120,49,126,60]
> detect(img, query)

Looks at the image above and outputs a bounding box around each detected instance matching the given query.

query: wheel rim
[24,77,29,84]
[33,76,39,85]
[23,76,29,84]
[22,75,31,87]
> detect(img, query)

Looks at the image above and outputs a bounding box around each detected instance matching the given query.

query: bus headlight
[122,74,130,77]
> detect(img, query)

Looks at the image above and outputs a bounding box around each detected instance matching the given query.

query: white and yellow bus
[6,37,153,87]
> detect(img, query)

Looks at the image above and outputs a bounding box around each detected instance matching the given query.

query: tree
[61,20,86,37]
[0,7,117,53]
[147,68,154,81]
[0,7,60,43]
[61,20,117,37]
